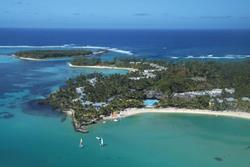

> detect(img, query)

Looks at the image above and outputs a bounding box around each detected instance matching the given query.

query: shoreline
[16,56,45,61]
[68,63,137,72]
[64,107,250,133]
[15,52,96,61]
[105,108,250,120]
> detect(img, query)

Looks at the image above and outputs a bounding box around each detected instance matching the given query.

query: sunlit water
[0,48,250,167]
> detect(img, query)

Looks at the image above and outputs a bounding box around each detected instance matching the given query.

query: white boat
[100,138,104,147]
[79,138,84,148]
[96,136,104,147]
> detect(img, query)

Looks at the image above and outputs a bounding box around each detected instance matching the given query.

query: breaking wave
[80,45,133,55]
[171,54,250,59]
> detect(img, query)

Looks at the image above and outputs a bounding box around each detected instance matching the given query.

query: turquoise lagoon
[0,48,250,167]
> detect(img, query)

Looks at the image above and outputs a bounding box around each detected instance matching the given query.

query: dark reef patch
[60,115,67,122]
[0,112,14,119]
[6,104,17,109]
[22,99,64,118]
[214,157,223,162]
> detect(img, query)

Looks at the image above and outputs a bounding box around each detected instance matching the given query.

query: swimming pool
[143,99,159,107]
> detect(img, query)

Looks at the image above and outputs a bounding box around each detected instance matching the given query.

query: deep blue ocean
[0,29,250,167]
[0,28,250,59]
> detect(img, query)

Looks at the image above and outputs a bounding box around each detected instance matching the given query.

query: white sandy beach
[109,108,250,120]
[68,63,137,72]
[18,56,44,61]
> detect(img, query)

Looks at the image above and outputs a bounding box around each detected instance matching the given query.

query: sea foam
[177,54,250,59]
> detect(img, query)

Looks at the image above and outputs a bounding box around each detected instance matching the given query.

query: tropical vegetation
[46,58,250,129]
[15,49,93,59]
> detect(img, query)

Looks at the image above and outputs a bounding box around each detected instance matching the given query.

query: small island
[45,57,250,133]
[15,49,94,60]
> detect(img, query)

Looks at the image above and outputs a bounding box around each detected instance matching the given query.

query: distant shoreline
[68,63,137,72]
[105,108,250,120]
[17,56,44,61]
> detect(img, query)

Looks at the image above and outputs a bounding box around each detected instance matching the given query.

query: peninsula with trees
[45,56,250,133]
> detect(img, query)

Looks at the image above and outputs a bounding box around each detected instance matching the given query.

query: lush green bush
[16,50,92,59]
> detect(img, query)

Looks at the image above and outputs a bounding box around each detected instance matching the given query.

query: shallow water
[0,47,250,167]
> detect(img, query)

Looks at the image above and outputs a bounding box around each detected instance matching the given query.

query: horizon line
[0,27,250,31]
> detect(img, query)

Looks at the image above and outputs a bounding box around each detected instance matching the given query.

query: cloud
[3,11,10,14]
[33,12,39,15]
[178,16,193,19]
[16,1,23,5]
[133,13,151,17]
[239,16,250,19]
[72,13,80,16]
[200,16,232,20]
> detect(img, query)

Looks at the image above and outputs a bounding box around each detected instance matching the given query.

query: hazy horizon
[1,0,250,29]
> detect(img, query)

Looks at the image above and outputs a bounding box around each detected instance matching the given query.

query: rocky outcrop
[73,117,89,133]
[0,112,14,119]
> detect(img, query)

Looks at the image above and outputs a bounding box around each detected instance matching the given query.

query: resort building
[225,97,237,102]
[225,88,235,94]
[88,78,97,86]
[242,97,250,102]
[173,89,223,99]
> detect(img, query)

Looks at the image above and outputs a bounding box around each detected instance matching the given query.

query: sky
[1,0,250,29]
